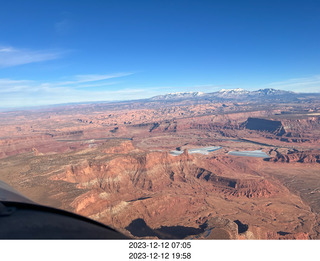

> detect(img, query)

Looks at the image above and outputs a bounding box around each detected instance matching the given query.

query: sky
[0,0,320,108]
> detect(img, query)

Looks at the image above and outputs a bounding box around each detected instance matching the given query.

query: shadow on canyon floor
[125,218,206,239]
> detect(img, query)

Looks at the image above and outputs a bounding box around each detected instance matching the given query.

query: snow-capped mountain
[150,92,204,100]
[216,88,250,97]
[252,88,293,96]
[214,88,294,98]
[149,88,300,102]
[218,88,248,94]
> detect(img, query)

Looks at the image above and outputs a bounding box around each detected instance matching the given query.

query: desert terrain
[0,88,319,239]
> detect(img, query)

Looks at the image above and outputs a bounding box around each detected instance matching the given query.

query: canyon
[0,89,319,239]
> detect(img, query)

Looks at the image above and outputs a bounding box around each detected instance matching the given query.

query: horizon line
[1,87,319,112]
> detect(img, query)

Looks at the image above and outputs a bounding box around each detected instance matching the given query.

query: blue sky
[0,0,320,108]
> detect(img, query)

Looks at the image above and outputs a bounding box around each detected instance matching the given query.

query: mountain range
[149,88,319,103]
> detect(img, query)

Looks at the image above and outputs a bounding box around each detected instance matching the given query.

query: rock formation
[0,90,319,239]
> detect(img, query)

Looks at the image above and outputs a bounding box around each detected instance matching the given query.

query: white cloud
[264,75,320,93]
[0,46,62,68]
[54,11,74,35]
[54,19,72,35]
[0,79,35,93]
[57,72,134,86]
[0,78,32,85]
[71,82,120,89]
[0,47,15,53]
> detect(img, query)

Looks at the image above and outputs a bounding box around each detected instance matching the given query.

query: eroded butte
[0,89,319,239]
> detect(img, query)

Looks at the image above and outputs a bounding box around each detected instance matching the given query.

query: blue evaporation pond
[170,146,222,156]
[228,150,270,158]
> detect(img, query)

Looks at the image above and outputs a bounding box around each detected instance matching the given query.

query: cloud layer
[0,46,62,68]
